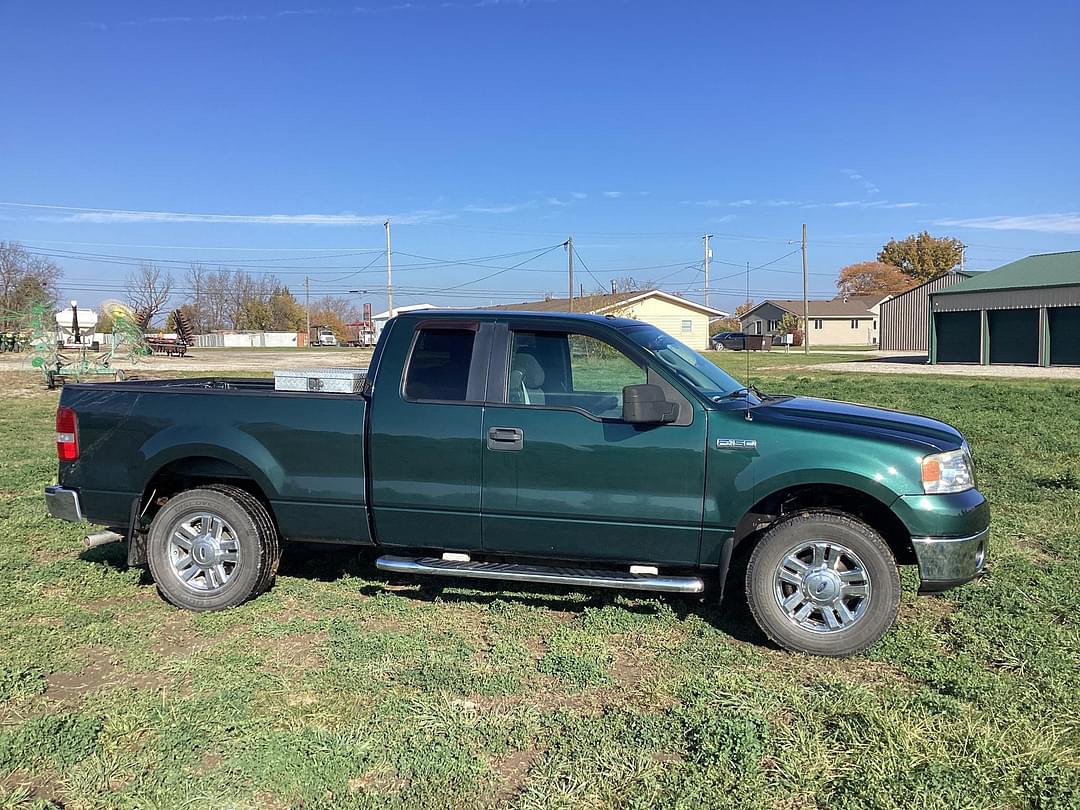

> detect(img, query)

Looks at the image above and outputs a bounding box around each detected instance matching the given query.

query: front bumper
[912,527,989,592]
[45,485,83,523]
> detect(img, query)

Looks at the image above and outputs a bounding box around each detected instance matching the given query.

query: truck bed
[57,377,371,545]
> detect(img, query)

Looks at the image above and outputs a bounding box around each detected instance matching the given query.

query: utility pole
[304,275,310,345]
[703,234,713,309]
[960,243,967,274]
[801,223,810,354]
[384,219,394,316]
[566,236,574,311]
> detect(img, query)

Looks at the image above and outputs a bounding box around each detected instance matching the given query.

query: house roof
[741,295,886,319]
[485,289,729,317]
[933,251,1080,296]
[372,303,439,320]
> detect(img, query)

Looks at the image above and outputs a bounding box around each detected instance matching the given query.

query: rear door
[481,321,706,565]
[368,318,492,551]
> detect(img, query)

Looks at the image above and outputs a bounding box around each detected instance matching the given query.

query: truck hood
[756,396,965,453]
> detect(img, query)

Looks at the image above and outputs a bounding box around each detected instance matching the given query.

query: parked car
[45,310,988,657]
[711,331,748,350]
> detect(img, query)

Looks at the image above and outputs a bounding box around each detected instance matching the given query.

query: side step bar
[375,555,705,594]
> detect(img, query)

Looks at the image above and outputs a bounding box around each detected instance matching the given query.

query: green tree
[878,232,963,283]
[236,299,273,331]
[269,287,306,331]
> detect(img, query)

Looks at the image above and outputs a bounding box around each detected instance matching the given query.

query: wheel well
[139,457,274,526]
[733,484,915,565]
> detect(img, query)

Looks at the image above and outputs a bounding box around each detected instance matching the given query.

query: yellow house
[487,290,728,351]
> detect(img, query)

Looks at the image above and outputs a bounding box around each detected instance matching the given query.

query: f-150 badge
[716,438,758,450]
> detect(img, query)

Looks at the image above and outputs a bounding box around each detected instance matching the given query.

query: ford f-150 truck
[44,310,989,656]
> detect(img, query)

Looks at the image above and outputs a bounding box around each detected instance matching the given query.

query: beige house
[740,295,890,346]
[487,290,728,351]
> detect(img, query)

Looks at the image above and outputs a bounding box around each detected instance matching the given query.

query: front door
[481,323,706,565]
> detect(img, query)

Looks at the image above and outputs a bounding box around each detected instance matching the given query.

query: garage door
[989,309,1039,365]
[1050,307,1080,366]
[934,311,980,363]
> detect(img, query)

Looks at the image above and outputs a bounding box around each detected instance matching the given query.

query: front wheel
[745,511,900,657]
[146,485,280,611]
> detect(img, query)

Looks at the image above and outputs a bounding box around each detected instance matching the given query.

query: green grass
[1,368,1078,808]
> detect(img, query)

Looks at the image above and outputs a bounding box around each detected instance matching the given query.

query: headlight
[921,447,974,494]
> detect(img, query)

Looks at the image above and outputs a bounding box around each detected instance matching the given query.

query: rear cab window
[403,327,476,402]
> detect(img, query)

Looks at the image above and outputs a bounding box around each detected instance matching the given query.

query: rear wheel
[745,511,900,657]
[146,485,279,611]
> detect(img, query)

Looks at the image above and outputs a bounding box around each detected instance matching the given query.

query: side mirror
[622,383,679,425]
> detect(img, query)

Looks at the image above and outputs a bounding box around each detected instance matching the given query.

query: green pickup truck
[44,310,988,657]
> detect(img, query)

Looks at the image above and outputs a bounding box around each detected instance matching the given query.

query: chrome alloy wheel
[773,541,871,634]
[167,512,241,592]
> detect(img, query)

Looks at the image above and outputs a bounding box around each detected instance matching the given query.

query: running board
[375,555,705,594]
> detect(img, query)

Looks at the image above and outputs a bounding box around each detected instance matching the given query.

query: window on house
[850,319,860,329]
[873,320,877,330]
[404,328,476,401]
[767,319,780,331]
[814,319,823,329]
[681,319,693,333]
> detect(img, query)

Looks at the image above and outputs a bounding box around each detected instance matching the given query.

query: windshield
[618,323,746,399]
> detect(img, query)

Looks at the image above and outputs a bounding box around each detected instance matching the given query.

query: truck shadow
[78,543,770,649]
[329,549,768,648]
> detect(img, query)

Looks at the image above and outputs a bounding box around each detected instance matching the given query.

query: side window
[403,328,475,402]
[508,331,645,418]
[681,319,693,333]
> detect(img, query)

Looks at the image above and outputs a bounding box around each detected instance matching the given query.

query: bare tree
[0,241,62,313]
[125,262,175,328]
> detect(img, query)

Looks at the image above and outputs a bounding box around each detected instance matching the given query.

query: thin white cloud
[462,201,533,214]
[842,168,880,195]
[602,191,624,199]
[571,192,588,200]
[680,199,723,208]
[935,213,1080,234]
[0,201,446,226]
[728,199,754,207]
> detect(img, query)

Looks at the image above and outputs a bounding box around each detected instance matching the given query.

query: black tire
[745,511,900,657]
[146,485,280,612]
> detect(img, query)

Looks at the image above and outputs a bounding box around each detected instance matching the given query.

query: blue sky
[1,0,1078,315]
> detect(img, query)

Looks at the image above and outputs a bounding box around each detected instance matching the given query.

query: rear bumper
[912,527,989,593]
[45,485,83,523]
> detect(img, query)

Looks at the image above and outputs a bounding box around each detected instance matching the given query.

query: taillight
[56,407,79,461]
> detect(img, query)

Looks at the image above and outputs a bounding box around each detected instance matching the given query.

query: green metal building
[929,251,1080,367]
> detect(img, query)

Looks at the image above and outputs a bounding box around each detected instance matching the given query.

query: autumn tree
[310,295,360,340]
[777,312,804,346]
[0,241,62,312]
[734,299,755,318]
[878,232,963,283]
[836,261,917,296]
[125,262,175,328]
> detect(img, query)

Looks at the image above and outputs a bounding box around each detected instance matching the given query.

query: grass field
[1,364,1078,809]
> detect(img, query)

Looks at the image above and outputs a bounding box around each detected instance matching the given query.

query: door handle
[487,426,524,451]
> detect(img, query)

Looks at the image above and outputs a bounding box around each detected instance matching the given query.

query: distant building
[486,289,728,351]
[739,295,890,346]
[879,272,975,353]
[929,251,1080,367]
